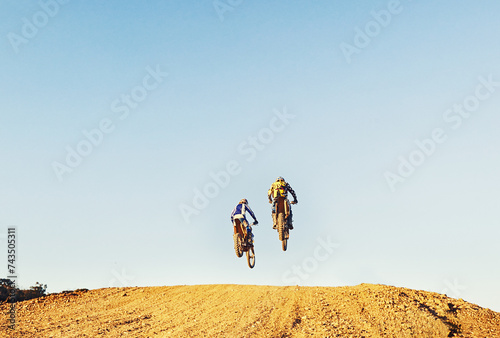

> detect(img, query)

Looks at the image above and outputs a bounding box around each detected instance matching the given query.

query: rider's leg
[272,198,277,229]
[288,201,294,230]
[242,218,254,243]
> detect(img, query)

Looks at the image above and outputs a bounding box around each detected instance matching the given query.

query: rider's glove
[254,220,259,225]
[291,200,298,205]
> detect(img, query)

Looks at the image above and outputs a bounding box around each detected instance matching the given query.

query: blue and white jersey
[230,203,256,223]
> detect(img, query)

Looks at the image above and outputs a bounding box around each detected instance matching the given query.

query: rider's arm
[287,184,298,203]
[246,205,257,222]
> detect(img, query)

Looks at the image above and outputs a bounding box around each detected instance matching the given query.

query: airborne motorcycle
[272,196,296,251]
[233,221,257,268]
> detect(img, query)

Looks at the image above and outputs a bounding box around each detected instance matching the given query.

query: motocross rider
[268,177,298,229]
[231,199,258,243]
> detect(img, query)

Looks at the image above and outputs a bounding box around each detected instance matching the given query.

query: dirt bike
[233,220,257,268]
[272,196,295,251]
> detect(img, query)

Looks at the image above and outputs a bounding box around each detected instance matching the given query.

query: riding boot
[288,207,295,229]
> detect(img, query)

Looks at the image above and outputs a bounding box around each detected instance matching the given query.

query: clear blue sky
[1,0,500,312]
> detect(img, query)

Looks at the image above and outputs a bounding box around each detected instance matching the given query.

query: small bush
[0,279,47,303]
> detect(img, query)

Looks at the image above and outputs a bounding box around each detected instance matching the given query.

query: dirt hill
[1,284,499,337]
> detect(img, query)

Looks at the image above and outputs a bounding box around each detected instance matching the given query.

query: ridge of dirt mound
[1,283,499,337]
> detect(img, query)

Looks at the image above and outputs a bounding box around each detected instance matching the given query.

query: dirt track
[1,284,499,337]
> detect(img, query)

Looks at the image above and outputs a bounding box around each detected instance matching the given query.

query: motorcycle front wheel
[246,246,255,268]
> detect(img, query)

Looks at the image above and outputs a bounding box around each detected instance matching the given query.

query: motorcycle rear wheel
[234,233,243,258]
[278,213,285,241]
[278,213,288,251]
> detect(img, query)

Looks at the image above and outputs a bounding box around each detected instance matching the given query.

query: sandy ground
[1,284,499,337]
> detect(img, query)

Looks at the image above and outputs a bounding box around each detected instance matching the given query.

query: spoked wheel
[234,233,243,258]
[277,213,285,241]
[246,246,255,268]
[277,213,289,251]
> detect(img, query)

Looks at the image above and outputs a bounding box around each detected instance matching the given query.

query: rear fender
[233,219,246,237]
